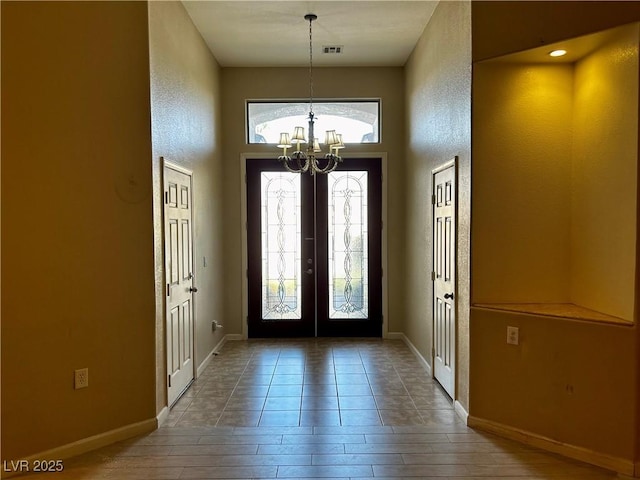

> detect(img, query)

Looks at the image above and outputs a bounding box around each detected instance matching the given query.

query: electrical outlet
[212,320,223,332]
[74,368,89,389]
[506,326,519,345]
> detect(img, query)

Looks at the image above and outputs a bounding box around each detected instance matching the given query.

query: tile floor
[17,338,619,479]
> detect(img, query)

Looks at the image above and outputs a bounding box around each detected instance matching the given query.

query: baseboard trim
[196,336,224,377]
[394,332,432,376]
[1,418,157,478]
[385,331,404,340]
[156,406,169,427]
[454,400,469,424]
[617,473,637,480]
[224,334,244,341]
[468,415,634,477]
[196,333,243,377]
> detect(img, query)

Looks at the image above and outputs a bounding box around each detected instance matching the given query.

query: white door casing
[163,161,195,407]
[432,159,456,398]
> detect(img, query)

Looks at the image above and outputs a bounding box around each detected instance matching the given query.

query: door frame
[162,158,197,407]
[431,157,458,398]
[240,152,389,339]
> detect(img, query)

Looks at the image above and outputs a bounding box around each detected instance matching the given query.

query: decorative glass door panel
[261,172,302,320]
[247,158,381,338]
[328,171,368,319]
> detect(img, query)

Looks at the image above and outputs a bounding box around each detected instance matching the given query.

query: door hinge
[168,374,171,387]
[432,194,436,205]
[432,347,435,358]
[431,271,436,281]
[166,283,170,297]
[164,191,169,204]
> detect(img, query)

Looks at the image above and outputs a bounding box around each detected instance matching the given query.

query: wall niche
[471,22,639,324]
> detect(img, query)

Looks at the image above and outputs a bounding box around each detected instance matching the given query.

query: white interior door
[433,161,456,398]
[164,162,195,407]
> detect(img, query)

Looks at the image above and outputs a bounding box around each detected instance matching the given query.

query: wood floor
[17,338,619,479]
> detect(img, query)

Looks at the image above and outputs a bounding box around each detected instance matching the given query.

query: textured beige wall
[571,24,638,321]
[148,1,225,414]
[472,63,574,303]
[1,1,155,459]
[404,1,472,409]
[220,67,405,336]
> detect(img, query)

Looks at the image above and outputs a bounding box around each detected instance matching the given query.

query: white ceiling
[181,1,439,67]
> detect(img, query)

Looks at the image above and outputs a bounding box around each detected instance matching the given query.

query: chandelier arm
[314,156,337,175]
[296,154,310,173]
[325,159,341,174]
[283,157,311,174]
[327,157,342,173]
[327,155,343,174]
[279,157,302,174]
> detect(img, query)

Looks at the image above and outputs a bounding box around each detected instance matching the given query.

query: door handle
[444,292,454,300]
[306,269,313,275]
[189,286,198,293]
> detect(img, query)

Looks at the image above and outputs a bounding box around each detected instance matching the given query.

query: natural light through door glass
[328,171,368,319]
[261,172,301,320]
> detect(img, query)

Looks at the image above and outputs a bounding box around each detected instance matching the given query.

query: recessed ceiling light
[549,49,567,57]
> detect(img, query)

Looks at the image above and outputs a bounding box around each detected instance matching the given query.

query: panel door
[433,163,456,398]
[316,159,382,337]
[164,164,195,407]
[246,162,315,337]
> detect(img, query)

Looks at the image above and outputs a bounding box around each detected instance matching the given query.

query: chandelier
[277,14,345,175]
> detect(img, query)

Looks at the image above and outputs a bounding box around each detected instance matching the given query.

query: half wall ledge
[472,303,633,326]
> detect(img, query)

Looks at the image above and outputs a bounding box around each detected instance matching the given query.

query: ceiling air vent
[323,45,343,54]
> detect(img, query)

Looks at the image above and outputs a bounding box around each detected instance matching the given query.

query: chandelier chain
[308,15,314,115]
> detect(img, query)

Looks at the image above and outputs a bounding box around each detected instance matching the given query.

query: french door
[246,158,382,338]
